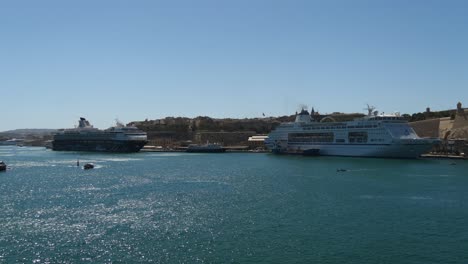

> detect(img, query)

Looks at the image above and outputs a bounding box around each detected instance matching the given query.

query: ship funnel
[115,119,125,127]
[78,117,93,128]
[295,109,312,123]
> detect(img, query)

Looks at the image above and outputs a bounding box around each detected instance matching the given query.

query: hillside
[131,113,364,135]
[129,112,366,146]
[0,129,58,136]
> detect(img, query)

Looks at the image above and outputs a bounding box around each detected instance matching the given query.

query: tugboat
[0,161,7,172]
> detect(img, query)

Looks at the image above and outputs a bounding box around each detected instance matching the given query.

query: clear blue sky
[1,0,467,131]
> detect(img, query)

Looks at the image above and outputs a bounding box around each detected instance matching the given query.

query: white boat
[265,106,440,158]
[0,139,22,146]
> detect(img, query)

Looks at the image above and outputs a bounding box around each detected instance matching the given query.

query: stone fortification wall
[439,117,454,139]
[452,109,468,129]
[409,102,468,141]
[409,119,440,138]
[448,127,468,140]
[449,102,468,139]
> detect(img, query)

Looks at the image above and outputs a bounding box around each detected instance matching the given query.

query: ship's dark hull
[52,140,147,153]
[272,148,320,156]
[186,148,226,153]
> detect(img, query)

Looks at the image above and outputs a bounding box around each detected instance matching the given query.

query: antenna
[364,104,376,116]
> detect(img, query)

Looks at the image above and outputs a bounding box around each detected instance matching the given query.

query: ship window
[348,132,368,143]
[288,132,334,143]
[336,139,345,143]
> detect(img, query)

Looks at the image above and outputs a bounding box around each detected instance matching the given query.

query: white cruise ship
[265,106,440,158]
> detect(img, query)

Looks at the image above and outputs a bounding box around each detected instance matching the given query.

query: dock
[421,154,467,160]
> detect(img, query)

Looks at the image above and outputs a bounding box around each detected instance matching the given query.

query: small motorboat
[336,168,348,172]
[83,163,94,170]
[0,161,7,172]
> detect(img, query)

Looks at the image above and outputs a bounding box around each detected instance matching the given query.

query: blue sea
[1,146,467,263]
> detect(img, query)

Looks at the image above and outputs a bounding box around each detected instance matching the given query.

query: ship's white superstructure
[265,106,440,158]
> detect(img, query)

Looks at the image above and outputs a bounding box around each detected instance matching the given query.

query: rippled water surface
[1,146,468,263]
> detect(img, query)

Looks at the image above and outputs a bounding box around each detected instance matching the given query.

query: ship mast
[365,104,376,117]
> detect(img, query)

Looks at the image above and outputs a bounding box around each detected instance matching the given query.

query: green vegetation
[130,113,367,145]
[407,110,456,122]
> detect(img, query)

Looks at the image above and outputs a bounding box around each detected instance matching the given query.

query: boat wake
[97,158,142,162]
[148,153,201,157]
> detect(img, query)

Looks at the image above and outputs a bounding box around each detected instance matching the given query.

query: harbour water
[1,146,467,263]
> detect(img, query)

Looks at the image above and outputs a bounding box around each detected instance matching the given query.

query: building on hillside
[247,135,268,149]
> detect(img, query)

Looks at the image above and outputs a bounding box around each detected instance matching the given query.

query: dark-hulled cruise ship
[52,118,147,152]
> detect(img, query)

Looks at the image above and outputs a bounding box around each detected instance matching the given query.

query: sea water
[0,146,467,263]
